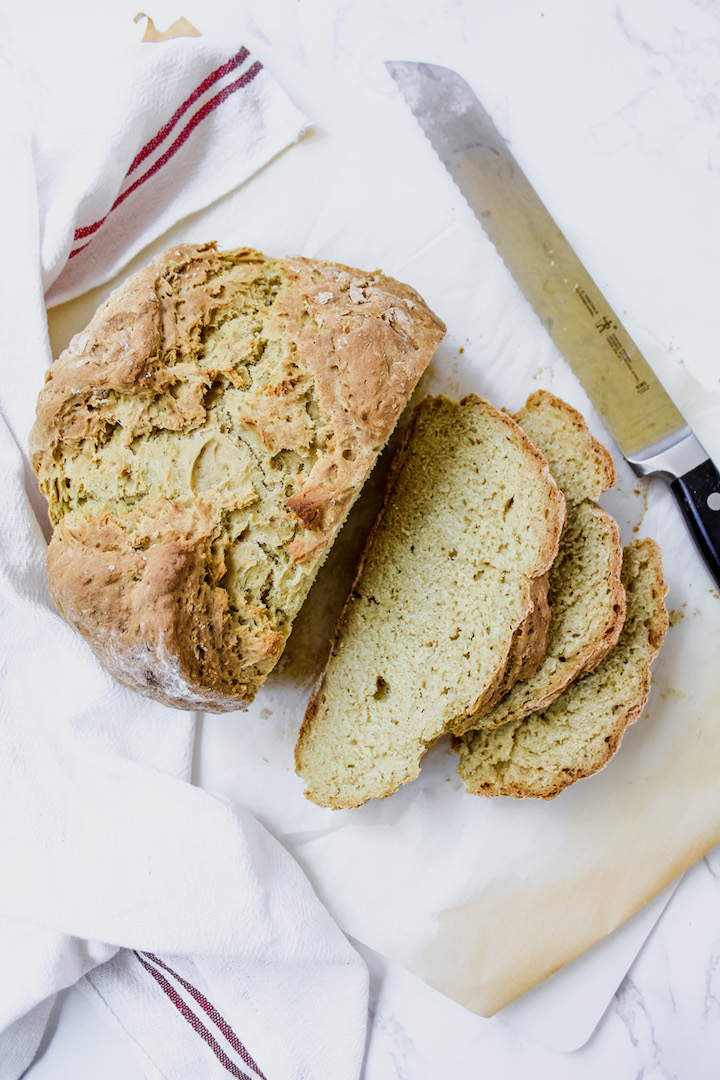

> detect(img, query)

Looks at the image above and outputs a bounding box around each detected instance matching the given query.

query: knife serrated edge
[385,60,708,480]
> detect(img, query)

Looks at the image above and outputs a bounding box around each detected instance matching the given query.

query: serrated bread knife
[387,60,720,589]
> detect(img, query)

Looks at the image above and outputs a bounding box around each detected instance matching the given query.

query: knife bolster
[627,429,707,481]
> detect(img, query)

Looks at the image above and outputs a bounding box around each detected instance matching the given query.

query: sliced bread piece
[454,537,668,799]
[30,243,445,711]
[456,390,626,734]
[515,390,616,504]
[295,393,565,808]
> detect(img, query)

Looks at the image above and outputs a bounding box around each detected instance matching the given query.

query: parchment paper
[47,115,720,1029]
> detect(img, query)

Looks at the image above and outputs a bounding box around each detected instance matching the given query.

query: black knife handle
[670,458,720,590]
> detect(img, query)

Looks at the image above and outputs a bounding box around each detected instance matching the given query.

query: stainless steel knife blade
[387,59,720,588]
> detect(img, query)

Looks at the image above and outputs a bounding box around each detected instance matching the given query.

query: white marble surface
[20,0,720,1075]
[360,847,720,1079]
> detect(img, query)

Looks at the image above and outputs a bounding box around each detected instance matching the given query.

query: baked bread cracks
[295,394,565,808]
[30,243,445,711]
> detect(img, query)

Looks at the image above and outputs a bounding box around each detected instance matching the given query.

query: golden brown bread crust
[45,500,280,710]
[31,243,445,710]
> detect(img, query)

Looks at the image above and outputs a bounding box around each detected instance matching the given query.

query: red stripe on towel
[125,47,250,177]
[134,951,260,1080]
[70,55,262,255]
[143,952,268,1080]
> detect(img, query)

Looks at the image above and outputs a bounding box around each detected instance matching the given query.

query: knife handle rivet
[707,491,720,512]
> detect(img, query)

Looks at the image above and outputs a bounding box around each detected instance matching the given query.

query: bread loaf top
[30,244,445,710]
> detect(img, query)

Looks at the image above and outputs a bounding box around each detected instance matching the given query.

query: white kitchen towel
[1,7,309,306]
[0,17,367,1080]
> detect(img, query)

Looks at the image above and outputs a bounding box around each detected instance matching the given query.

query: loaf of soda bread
[30,243,445,711]
[454,537,668,798]
[295,393,565,808]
